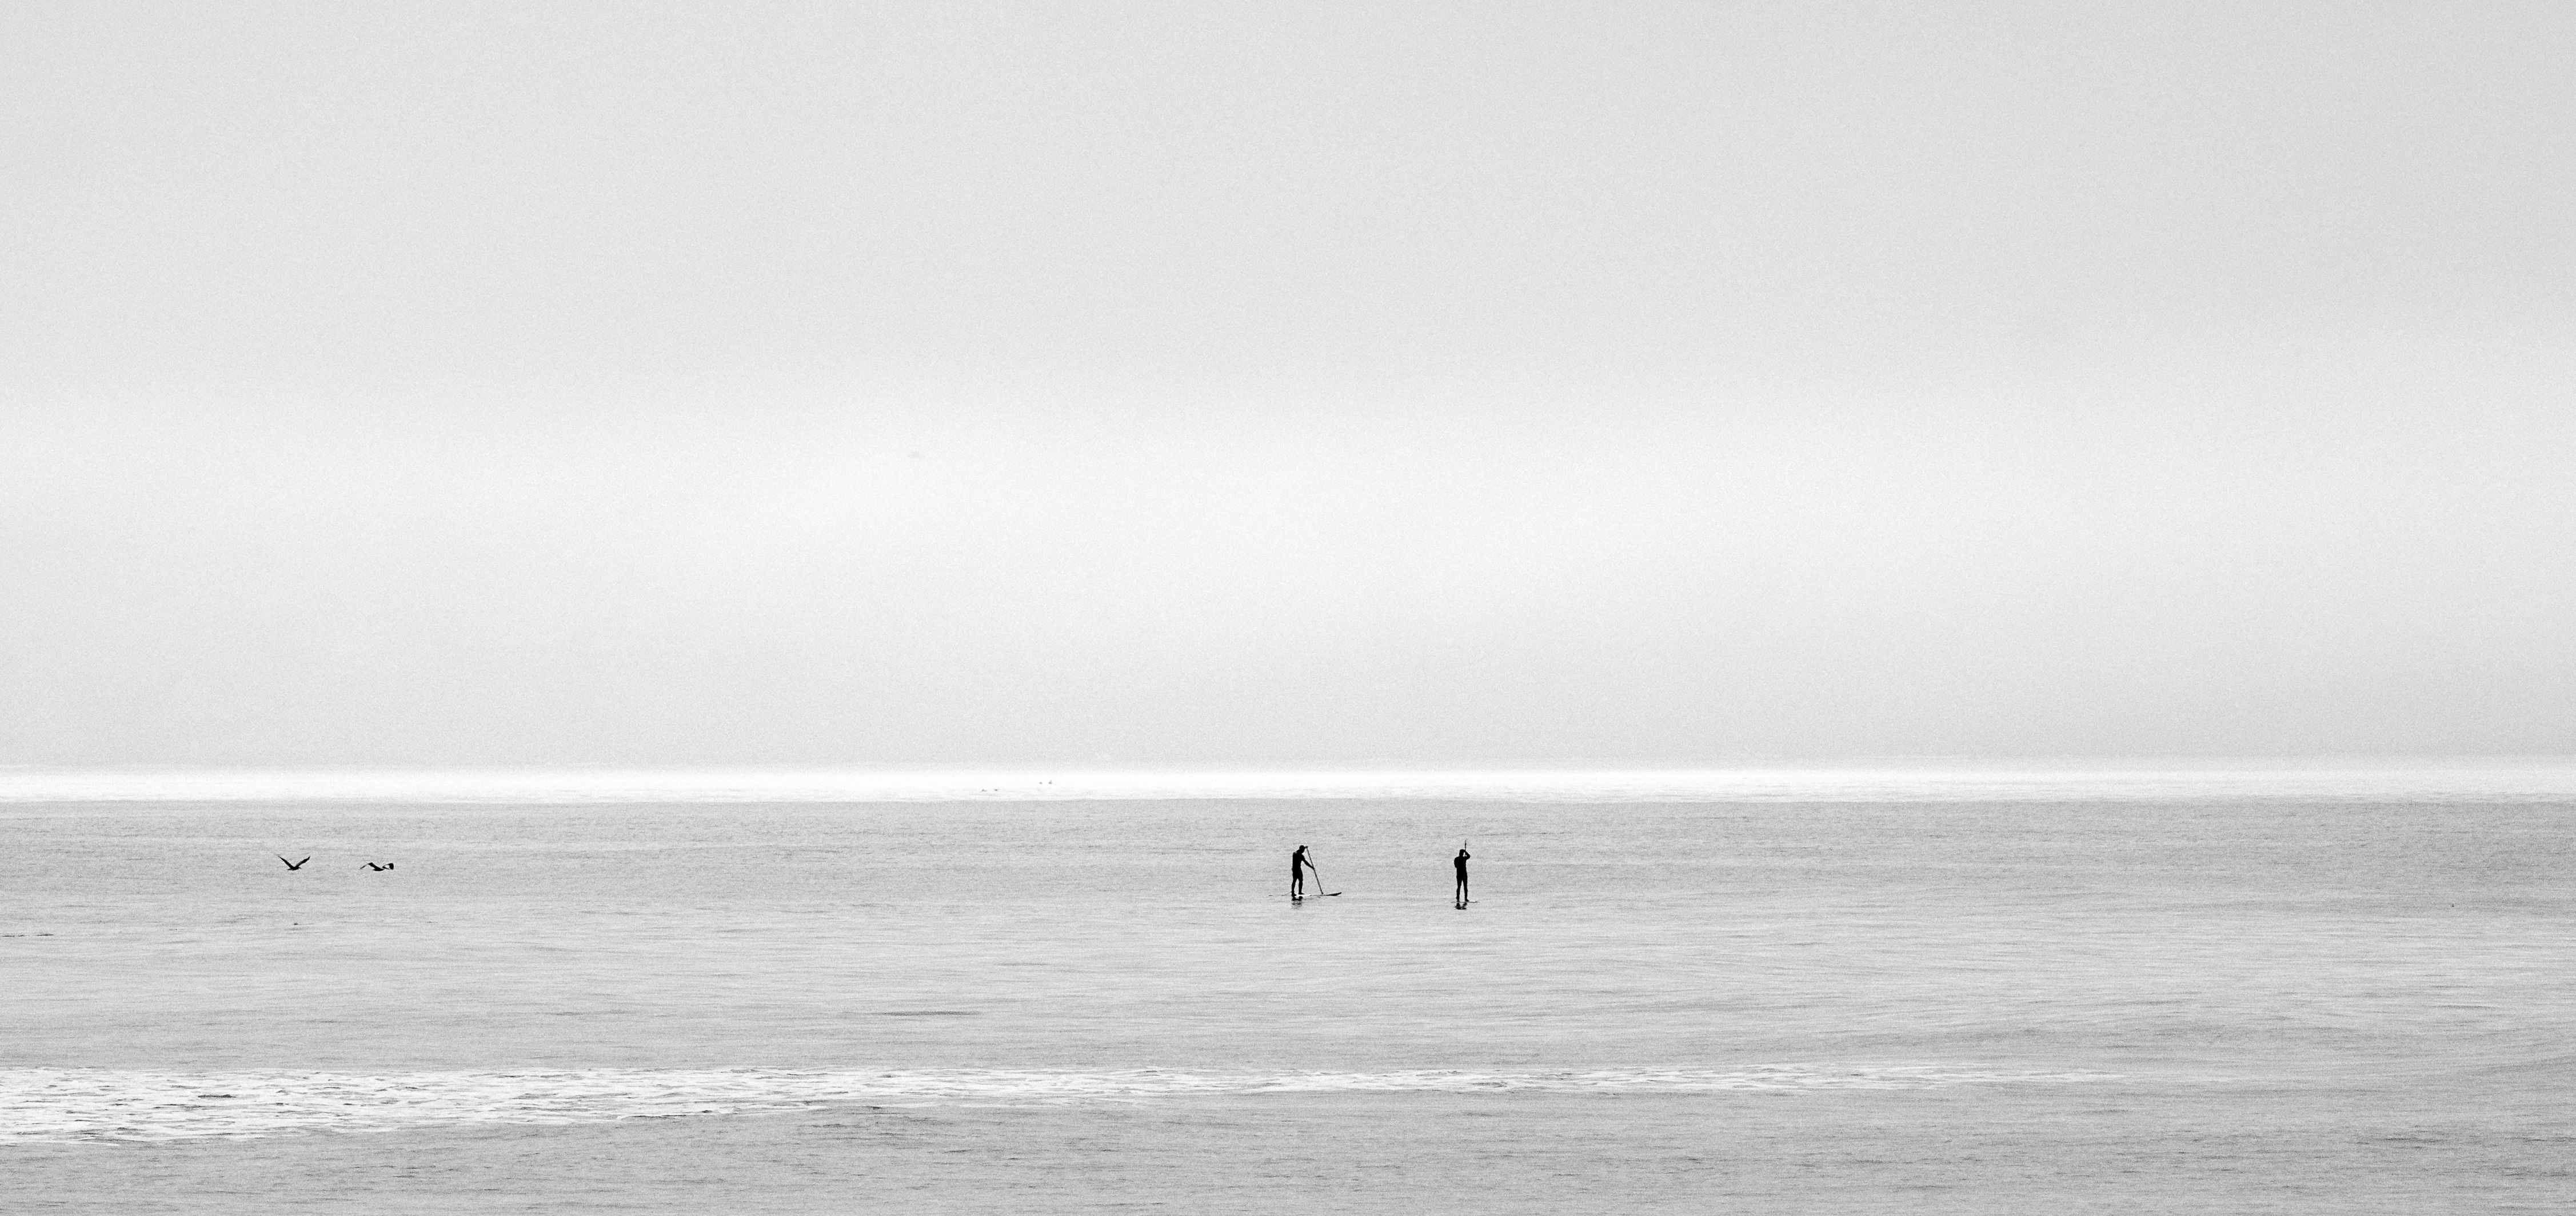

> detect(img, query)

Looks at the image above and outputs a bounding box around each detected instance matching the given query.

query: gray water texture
[3,793,2572,1212]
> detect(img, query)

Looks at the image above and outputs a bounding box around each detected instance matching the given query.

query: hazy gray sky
[6,2,2572,764]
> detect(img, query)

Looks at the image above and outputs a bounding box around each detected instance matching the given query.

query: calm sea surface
[4,766,2572,1213]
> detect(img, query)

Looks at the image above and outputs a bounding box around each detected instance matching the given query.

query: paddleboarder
[1290,845,1317,899]
[1453,844,1471,907]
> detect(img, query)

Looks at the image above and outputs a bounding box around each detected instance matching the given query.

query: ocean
[4,763,2571,1213]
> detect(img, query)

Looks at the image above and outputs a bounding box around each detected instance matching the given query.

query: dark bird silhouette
[361,862,394,871]
[278,855,310,871]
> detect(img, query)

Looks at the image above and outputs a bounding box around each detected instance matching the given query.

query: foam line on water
[0,1066,2123,1142]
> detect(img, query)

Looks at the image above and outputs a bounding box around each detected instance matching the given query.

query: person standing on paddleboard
[1290,845,1317,899]
[1453,844,1472,907]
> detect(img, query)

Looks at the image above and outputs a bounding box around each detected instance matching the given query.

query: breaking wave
[1,1066,2121,1143]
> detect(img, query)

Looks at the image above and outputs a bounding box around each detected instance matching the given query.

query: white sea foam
[0,1067,2122,1143]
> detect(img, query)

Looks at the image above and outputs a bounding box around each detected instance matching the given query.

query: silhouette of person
[1453,846,1471,907]
[1290,845,1316,899]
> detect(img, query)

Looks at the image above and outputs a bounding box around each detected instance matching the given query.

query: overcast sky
[6,2,2571,765]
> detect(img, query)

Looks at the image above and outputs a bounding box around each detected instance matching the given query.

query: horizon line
[7,758,2576,806]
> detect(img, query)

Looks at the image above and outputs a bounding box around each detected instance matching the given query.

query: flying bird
[361,862,394,871]
[277,855,310,871]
